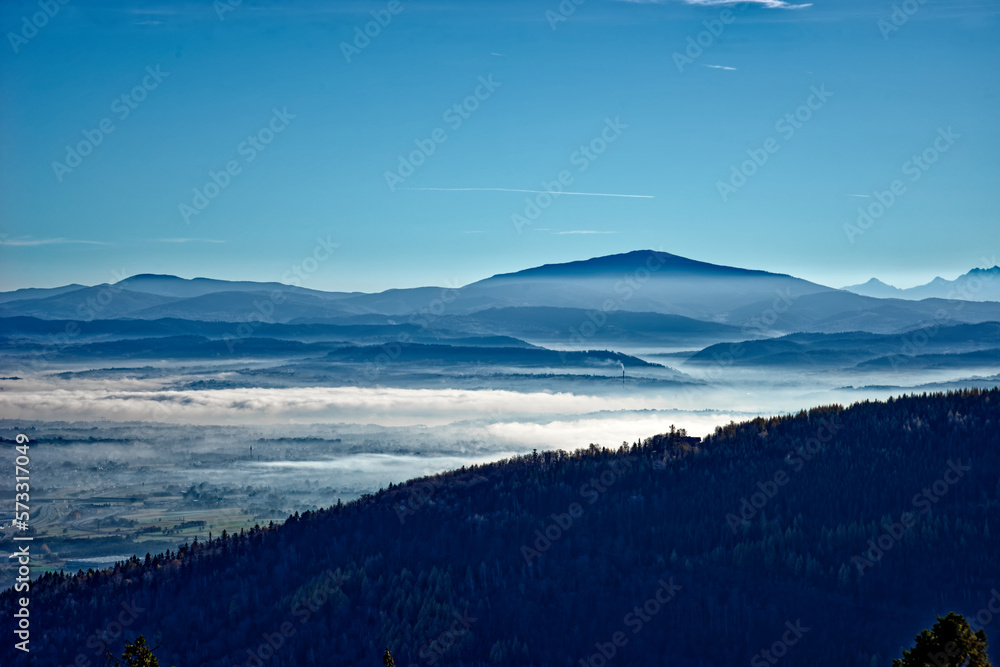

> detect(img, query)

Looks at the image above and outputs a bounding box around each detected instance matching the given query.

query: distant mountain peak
[968,265,1000,275]
[483,249,791,282]
[861,278,894,287]
[118,273,187,283]
[840,278,904,299]
[843,266,1000,302]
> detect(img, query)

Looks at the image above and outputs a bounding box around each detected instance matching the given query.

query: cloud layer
[620,0,811,8]
[0,383,748,450]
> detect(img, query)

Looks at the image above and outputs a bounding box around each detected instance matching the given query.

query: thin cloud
[553,230,619,235]
[703,64,737,70]
[847,194,871,198]
[618,0,811,8]
[151,238,226,243]
[402,187,654,199]
[491,52,507,57]
[0,237,109,246]
[125,7,184,15]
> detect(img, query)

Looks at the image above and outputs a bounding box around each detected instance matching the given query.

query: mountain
[726,290,1000,334]
[116,273,358,300]
[336,250,1000,334]
[685,322,1000,368]
[0,287,358,322]
[487,250,782,280]
[4,252,1000,335]
[855,348,1000,370]
[0,316,420,342]
[905,267,1000,301]
[438,306,748,346]
[0,335,664,369]
[0,285,179,320]
[307,250,835,320]
[324,342,665,369]
[3,389,997,666]
[839,277,904,299]
[842,266,1000,302]
[0,283,86,304]
[0,335,338,360]
[439,249,836,320]
[125,290,358,321]
[0,316,545,351]
[0,275,359,322]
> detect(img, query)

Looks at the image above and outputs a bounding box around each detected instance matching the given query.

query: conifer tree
[893,613,992,667]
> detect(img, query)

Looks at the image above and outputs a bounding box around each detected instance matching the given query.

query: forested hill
[3,389,999,666]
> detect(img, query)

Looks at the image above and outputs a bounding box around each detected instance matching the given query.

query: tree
[383,646,396,667]
[106,635,175,667]
[893,613,992,667]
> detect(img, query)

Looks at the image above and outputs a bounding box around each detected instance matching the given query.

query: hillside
[1,389,997,666]
[685,323,1000,369]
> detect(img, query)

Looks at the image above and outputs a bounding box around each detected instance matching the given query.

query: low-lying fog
[1,355,997,577]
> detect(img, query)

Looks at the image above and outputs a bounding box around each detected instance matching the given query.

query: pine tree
[893,613,992,667]
[105,635,166,667]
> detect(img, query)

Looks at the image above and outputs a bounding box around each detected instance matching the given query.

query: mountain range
[2,251,999,337]
[841,266,1000,301]
[686,323,1000,369]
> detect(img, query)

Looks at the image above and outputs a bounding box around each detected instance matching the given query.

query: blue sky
[1,0,998,292]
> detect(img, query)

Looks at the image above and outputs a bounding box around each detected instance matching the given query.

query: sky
[1,0,998,293]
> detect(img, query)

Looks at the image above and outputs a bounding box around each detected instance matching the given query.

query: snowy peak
[842,267,1000,302]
